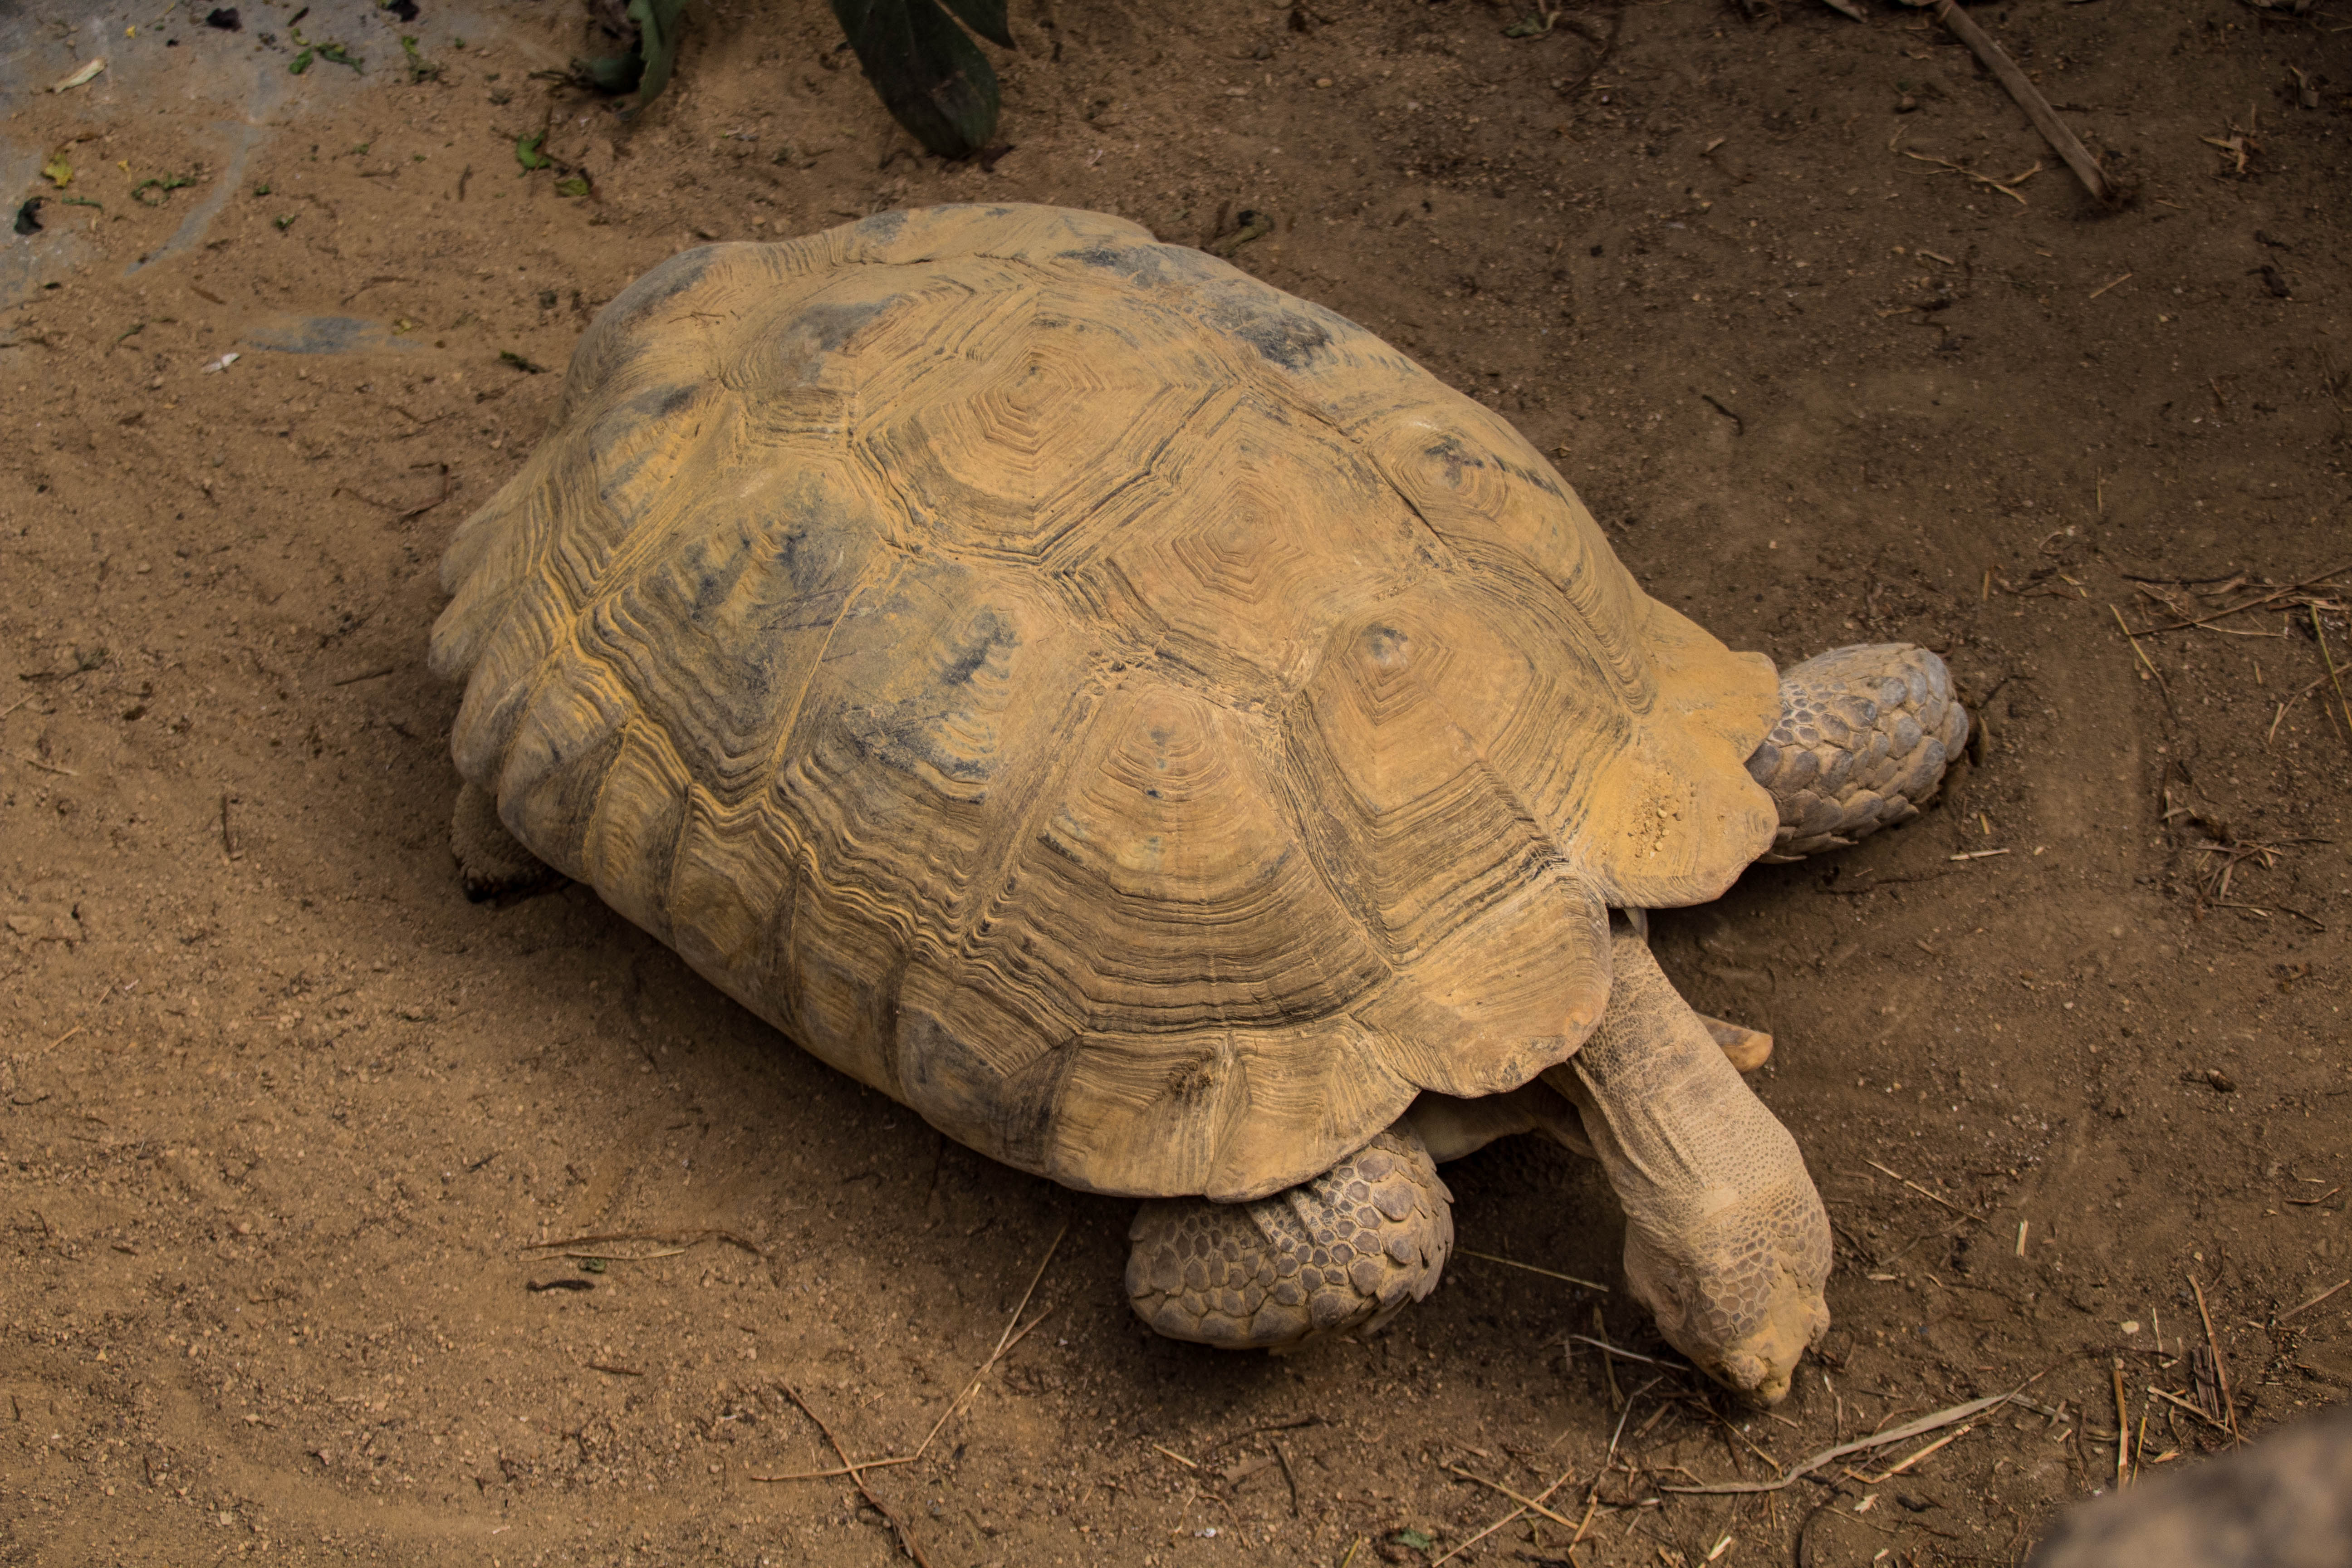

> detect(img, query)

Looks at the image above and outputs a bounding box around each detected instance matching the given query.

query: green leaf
[132,174,197,206]
[400,35,441,82]
[515,132,552,171]
[41,154,72,189]
[556,176,590,197]
[627,0,688,105]
[318,42,361,70]
[289,47,313,73]
[830,0,1001,159]
[1391,1529,1436,1553]
[936,0,1010,49]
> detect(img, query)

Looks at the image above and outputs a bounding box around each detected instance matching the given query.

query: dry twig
[2190,1276,2241,1444]
[911,1220,1067,1461]
[1459,1248,1609,1292]
[2111,605,2176,715]
[1932,0,2110,200]
[1865,1159,1987,1223]
[781,1383,932,1566]
[2278,1278,2350,1323]
[1443,1463,1579,1527]
[1661,1383,2031,1495]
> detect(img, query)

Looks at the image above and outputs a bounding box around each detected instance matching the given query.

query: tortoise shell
[429,205,1779,1202]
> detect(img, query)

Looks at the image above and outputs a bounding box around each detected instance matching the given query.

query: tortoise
[2027,1405,2352,1567]
[429,204,1967,1405]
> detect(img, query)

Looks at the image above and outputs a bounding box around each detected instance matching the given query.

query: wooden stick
[2111,1359,2131,1489]
[2129,561,2352,635]
[1864,1159,1986,1224]
[2313,606,2352,749]
[1932,0,2111,200]
[2278,1278,2350,1323]
[1565,1333,1690,1371]
[2190,1276,2241,1444]
[781,1383,932,1567]
[1660,1385,2026,1495]
[521,1226,767,1257]
[1848,1420,1982,1483]
[2146,1385,2230,1431]
[911,1220,1067,1461]
[749,1454,919,1483]
[1443,1463,1580,1528]
[1430,1459,1579,1566]
[1459,1248,1609,1292]
[2111,605,2176,715]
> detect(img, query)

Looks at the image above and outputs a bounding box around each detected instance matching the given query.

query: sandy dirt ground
[2,0,2348,1560]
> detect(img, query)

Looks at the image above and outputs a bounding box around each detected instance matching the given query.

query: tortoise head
[1620,1181,1831,1406]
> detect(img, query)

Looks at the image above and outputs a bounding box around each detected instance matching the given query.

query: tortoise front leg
[1124,1128,1452,1348]
[1747,643,1970,861]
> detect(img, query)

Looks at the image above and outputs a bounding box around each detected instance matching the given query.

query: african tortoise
[430,205,1967,1405]
[2028,1404,2352,1567]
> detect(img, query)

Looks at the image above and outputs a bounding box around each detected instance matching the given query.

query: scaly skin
[1122,930,1826,1404]
[1544,926,1830,1405]
[1125,1129,1452,1348]
[1748,643,1969,861]
[449,779,556,902]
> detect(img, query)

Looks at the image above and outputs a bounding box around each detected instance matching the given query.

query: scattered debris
[201,351,240,372]
[499,350,549,373]
[206,8,242,28]
[14,198,44,235]
[41,153,73,189]
[49,59,107,92]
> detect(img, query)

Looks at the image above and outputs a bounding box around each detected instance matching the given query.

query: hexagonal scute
[968,680,1389,1039]
[1069,395,1428,700]
[857,288,1222,566]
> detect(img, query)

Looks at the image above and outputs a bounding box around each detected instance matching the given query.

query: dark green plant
[578,0,1009,157]
[829,0,1010,158]
[575,0,687,105]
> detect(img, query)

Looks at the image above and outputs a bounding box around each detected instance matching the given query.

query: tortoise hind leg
[1747,644,1969,862]
[449,779,559,902]
[1125,1127,1452,1348]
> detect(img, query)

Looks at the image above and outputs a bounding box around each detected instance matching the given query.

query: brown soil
[3,0,2348,1562]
